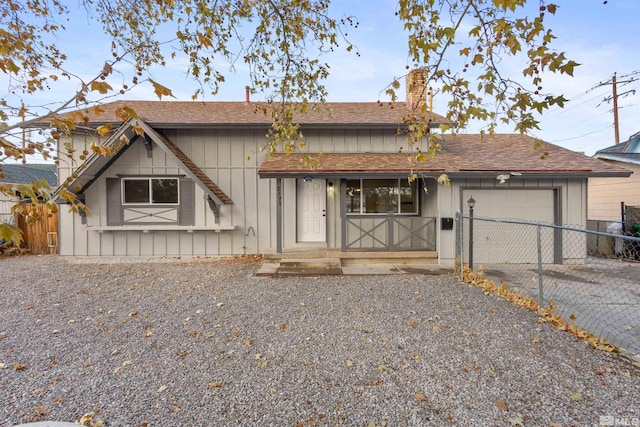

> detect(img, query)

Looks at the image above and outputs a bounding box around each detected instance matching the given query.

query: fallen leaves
[345,359,354,367]
[508,417,524,426]
[569,391,583,402]
[496,400,508,411]
[461,265,619,354]
[77,411,104,427]
[207,382,223,389]
[415,392,427,401]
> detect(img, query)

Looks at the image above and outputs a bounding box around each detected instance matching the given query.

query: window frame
[345,178,420,215]
[121,177,180,206]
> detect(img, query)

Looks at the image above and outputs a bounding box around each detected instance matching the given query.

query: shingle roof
[40,100,448,128]
[258,133,631,178]
[0,164,57,186]
[594,132,640,165]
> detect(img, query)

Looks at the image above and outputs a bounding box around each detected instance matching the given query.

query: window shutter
[106,178,122,225]
[179,179,195,226]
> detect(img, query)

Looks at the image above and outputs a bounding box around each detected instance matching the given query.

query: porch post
[276,178,282,253]
[340,179,347,251]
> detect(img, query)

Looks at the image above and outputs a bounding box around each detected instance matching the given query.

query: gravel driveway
[1,255,638,426]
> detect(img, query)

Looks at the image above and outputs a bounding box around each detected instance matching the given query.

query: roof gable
[53,118,232,205]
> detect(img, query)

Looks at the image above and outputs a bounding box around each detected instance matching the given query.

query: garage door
[462,189,556,264]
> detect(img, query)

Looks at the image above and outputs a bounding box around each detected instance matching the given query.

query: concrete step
[275,257,343,276]
[264,250,438,265]
[279,257,342,269]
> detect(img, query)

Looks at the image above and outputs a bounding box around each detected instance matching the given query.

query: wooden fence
[15,204,58,254]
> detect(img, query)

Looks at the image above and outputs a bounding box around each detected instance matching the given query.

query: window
[107,177,195,226]
[122,178,179,205]
[346,178,418,214]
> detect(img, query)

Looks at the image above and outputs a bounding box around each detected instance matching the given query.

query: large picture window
[346,178,418,214]
[122,178,179,205]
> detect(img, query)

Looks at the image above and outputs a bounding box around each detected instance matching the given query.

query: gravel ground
[0,255,638,427]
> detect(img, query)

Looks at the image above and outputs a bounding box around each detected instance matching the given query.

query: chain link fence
[455,212,640,361]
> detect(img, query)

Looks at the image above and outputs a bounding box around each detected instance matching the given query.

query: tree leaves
[149,79,174,100]
[90,81,113,94]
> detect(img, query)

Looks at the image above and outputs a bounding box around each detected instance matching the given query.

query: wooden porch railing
[342,215,436,251]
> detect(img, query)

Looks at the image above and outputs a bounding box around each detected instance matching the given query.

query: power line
[545,125,613,143]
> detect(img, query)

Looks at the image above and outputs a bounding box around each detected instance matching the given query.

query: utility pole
[612,73,620,144]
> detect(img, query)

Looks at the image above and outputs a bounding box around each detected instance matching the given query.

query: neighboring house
[588,132,640,221]
[0,163,57,223]
[45,72,630,265]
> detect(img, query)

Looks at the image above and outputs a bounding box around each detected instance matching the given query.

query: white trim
[88,225,236,233]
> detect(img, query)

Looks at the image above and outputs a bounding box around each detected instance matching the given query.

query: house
[588,132,640,221]
[45,72,631,264]
[0,163,57,223]
[0,163,58,253]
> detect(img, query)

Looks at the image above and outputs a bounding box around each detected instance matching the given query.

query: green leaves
[397,0,579,135]
[0,222,23,246]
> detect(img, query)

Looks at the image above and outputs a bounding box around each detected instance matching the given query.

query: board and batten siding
[438,177,588,265]
[58,127,405,256]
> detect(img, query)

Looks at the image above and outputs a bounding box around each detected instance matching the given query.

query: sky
[5,0,640,158]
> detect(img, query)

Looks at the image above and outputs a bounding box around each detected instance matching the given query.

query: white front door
[297,179,326,242]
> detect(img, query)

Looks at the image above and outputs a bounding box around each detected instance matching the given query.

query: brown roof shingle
[54,100,448,128]
[258,133,632,178]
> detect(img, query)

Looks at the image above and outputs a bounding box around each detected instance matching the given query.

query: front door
[297,179,326,242]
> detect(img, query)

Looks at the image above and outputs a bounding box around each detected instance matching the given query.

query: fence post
[455,211,462,279]
[467,197,475,271]
[537,224,544,307]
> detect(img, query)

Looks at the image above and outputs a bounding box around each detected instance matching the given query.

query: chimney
[406,68,428,111]
[245,86,250,105]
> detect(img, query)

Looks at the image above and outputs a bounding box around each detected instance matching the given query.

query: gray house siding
[58,127,408,257]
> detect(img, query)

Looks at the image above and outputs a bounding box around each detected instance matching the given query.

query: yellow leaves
[96,124,112,136]
[115,106,139,121]
[77,411,104,427]
[437,173,450,186]
[157,385,168,394]
[90,81,113,94]
[0,221,23,246]
[496,400,508,411]
[207,382,223,389]
[255,353,268,367]
[132,125,145,137]
[415,392,427,401]
[508,417,524,426]
[569,391,583,402]
[461,265,620,356]
[345,359,354,367]
[149,79,174,100]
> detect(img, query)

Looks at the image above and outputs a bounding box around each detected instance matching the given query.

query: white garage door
[462,189,556,264]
